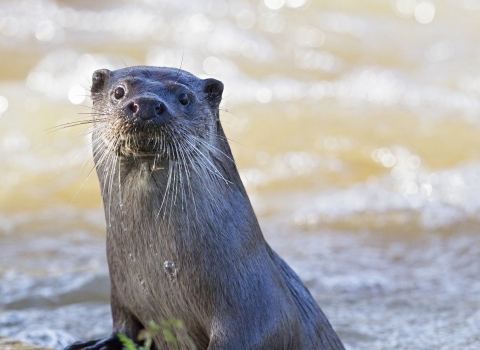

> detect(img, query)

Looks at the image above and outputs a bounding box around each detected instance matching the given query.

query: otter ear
[203,78,224,106]
[91,69,110,94]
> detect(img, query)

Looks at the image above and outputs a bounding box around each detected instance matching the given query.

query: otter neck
[97,152,264,263]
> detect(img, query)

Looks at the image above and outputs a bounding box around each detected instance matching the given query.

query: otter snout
[126,97,169,122]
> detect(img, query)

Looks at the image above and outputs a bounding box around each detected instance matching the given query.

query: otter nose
[129,98,167,121]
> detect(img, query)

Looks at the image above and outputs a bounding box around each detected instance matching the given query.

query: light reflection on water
[1,0,480,349]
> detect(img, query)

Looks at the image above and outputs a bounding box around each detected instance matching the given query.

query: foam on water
[1,223,479,349]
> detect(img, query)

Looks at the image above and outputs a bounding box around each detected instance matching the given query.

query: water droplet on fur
[163,261,178,280]
[129,253,136,262]
[140,162,149,174]
[140,280,147,293]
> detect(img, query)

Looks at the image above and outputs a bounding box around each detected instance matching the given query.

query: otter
[65,66,344,350]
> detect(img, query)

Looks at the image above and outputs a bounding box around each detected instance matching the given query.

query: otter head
[90,66,224,161]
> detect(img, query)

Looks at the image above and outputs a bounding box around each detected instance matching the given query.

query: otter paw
[64,334,123,350]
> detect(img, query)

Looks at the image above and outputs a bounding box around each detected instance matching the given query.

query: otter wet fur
[64,66,345,350]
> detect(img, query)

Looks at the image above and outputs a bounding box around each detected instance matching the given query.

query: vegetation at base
[117,318,196,350]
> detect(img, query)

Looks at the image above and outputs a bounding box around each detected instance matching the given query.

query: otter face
[90,66,223,158]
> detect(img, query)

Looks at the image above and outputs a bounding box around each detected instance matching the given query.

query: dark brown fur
[65,66,344,350]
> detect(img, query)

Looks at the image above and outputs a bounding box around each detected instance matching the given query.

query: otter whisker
[172,139,187,222]
[95,135,121,225]
[184,150,215,202]
[92,134,119,182]
[83,134,112,174]
[77,112,110,116]
[218,107,239,120]
[107,153,119,227]
[157,142,174,220]
[173,50,185,85]
[188,134,235,164]
[45,119,109,133]
[182,136,233,185]
[71,135,118,205]
[169,141,180,211]
[181,151,227,213]
[183,145,224,216]
[178,141,191,213]
[170,119,239,164]
[177,141,198,224]
[65,136,104,167]
[201,129,246,148]
[165,142,178,227]
[37,126,103,154]
[76,113,110,119]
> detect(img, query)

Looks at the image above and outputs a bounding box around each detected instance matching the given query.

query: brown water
[1,0,480,348]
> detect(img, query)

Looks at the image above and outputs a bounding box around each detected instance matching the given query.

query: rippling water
[1,0,480,348]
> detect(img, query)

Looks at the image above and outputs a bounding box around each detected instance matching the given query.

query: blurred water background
[0,0,480,348]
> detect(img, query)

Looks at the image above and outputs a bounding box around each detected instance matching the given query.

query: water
[1,0,480,348]
[163,261,179,281]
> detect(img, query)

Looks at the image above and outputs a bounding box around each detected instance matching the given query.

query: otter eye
[178,93,189,106]
[114,87,125,99]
